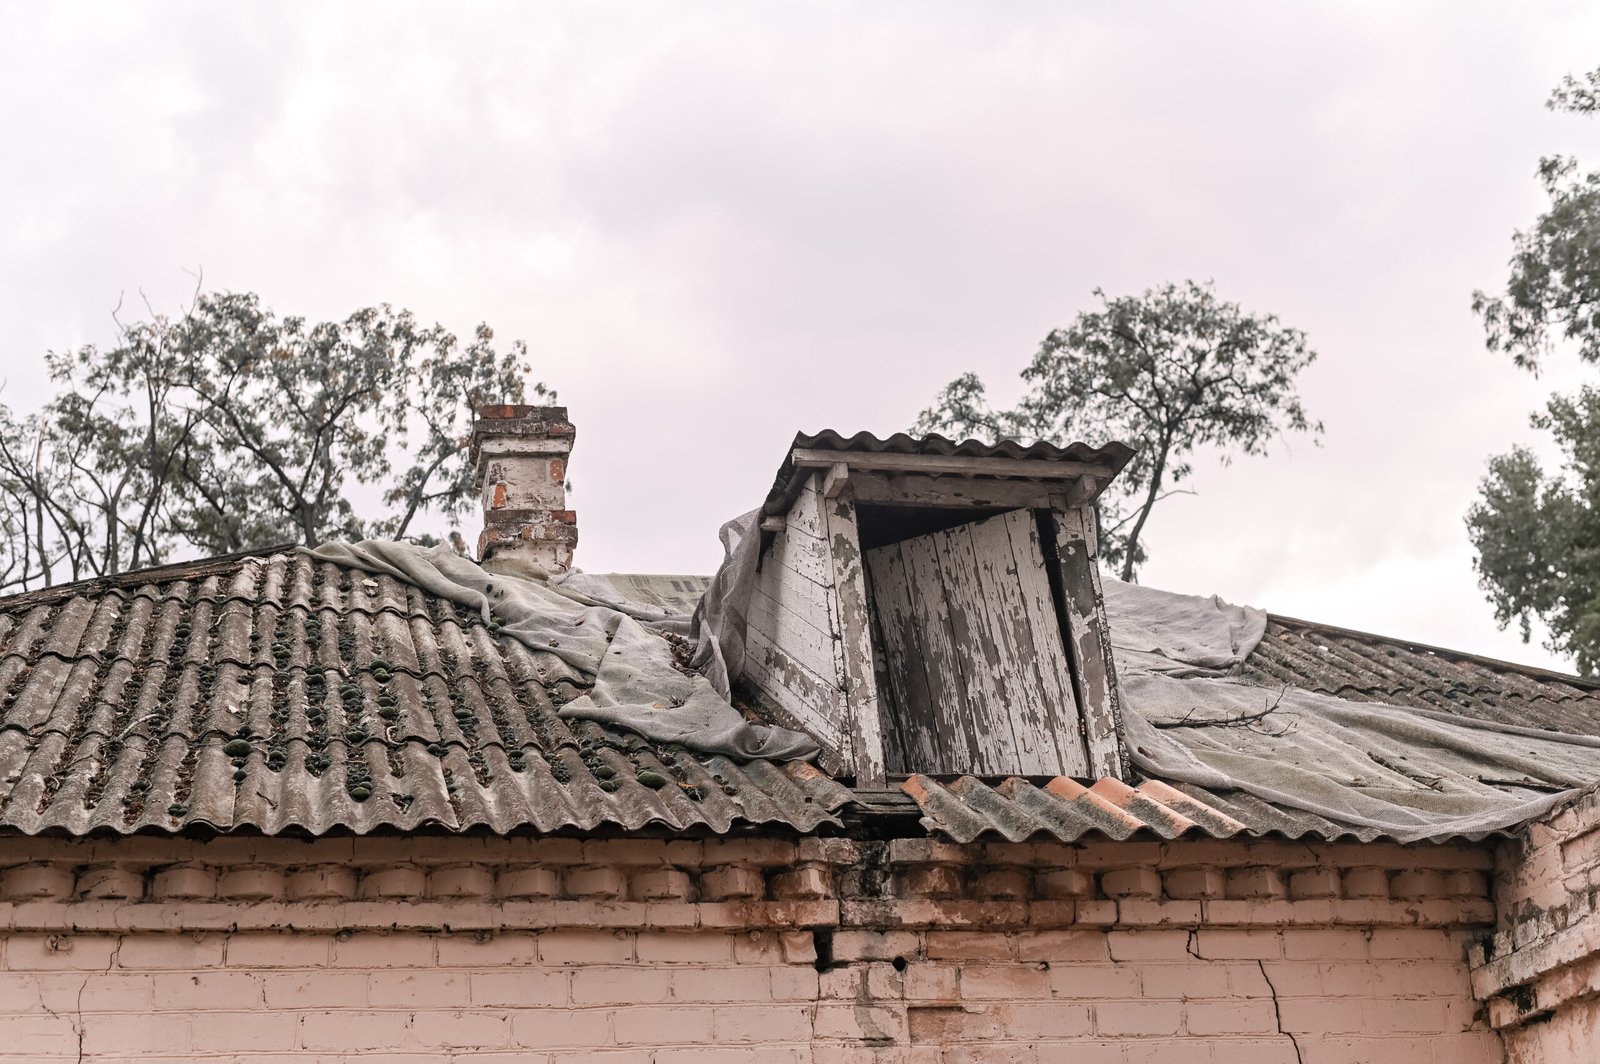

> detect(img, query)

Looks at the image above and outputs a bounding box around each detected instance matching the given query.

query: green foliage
[915,281,1320,581]
[1468,390,1600,674]
[0,291,548,591]
[1473,68,1600,371]
[1471,66,1600,673]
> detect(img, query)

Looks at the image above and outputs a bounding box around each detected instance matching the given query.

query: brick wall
[0,833,1500,1062]
[1471,782,1600,1063]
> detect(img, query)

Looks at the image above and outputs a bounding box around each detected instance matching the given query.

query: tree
[0,290,549,592]
[915,281,1320,581]
[1470,66,1600,672]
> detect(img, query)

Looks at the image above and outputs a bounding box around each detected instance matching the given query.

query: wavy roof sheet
[1246,615,1600,734]
[0,550,850,837]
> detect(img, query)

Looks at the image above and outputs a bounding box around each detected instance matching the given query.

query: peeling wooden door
[864,508,1089,777]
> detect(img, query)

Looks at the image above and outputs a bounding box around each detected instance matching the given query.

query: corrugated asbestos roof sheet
[899,774,1489,845]
[1246,615,1600,735]
[0,550,850,837]
[791,429,1137,468]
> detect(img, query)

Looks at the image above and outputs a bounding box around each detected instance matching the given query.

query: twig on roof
[1152,685,1291,734]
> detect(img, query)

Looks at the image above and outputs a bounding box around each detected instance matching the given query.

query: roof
[1246,614,1600,734]
[764,430,1136,516]
[0,549,849,837]
[3,543,1595,845]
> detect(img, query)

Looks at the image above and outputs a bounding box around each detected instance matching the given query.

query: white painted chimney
[469,404,577,575]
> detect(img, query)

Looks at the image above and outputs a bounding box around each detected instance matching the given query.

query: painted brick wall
[0,834,1502,1062]
[0,925,1496,1063]
[1472,783,1600,1063]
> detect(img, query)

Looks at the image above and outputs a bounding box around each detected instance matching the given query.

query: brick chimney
[469,405,577,575]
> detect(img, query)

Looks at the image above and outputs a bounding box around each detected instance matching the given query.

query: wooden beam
[849,472,1056,510]
[821,462,850,500]
[818,482,888,788]
[1049,499,1129,781]
[791,447,1116,482]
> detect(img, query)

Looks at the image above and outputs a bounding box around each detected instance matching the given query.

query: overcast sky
[3,2,1597,671]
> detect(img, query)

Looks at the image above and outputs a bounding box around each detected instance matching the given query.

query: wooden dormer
[742,431,1135,787]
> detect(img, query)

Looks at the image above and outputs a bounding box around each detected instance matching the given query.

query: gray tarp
[304,539,819,762]
[1105,580,1600,842]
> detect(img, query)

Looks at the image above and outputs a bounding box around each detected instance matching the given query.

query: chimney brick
[469,405,577,574]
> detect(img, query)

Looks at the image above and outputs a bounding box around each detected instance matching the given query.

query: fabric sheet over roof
[0,549,848,837]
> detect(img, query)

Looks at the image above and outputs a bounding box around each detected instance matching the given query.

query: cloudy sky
[2,2,1597,670]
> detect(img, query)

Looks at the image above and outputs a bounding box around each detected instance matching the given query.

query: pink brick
[428,863,496,898]
[436,930,538,966]
[812,1003,907,1041]
[1184,1000,1280,1035]
[510,1007,616,1049]
[286,864,358,900]
[1,863,74,900]
[1226,867,1287,900]
[572,967,671,1005]
[1037,869,1094,899]
[541,929,633,964]
[974,867,1031,900]
[368,969,471,1007]
[1000,1001,1093,1037]
[614,1005,714,1044]
[1287,868,1342,900]
[331,931,435,967]
[1164,867,1226,900]
[1101,867,1162,898]
[836,930,924,962]
[8,933,121,970]
[152,970,263,1009]
[1049,963,1142,999]
[1282,929,1368,960]
[636,931,732,963]
[1015,930,1109,962]
[150,863,217,900]
[1343,867,1390,898]
[1107,930,1192,961]
[407,1008,511,1050]
[79,1012,190,1056]
[1096,1000,1182,1035]
[1368,928,1457,959]
[904,963,960,1002]
[216,865,285,900]
[713,1004,814,1042]
[118,933,228,969]
[701,865,765,900]
[471,969,569,1007]
[262,970,369,1008]
[959,963,1051,999]
[630,868,693,901]
[359,864,427,899]
[773,863,833,900]
[497,866,560,899]
[680,966,777,1002]
[1194,929,1282,960]
[926,931,1012,961]
[299,1010,413,1051]
[190,1010,297,1051]
[226,931,332,968]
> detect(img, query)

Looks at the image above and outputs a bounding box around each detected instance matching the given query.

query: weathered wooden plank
[927,519,1010,775]
[1050,501,1128,780]
[768,523,833,589]
[743,627,846,755]
[999,508,1089,776]
[966,510,1060,774]
[818,480,887,787]
[746,583,836,667]
[850,473,1056,511]
[863,540,943,773]
[791,448,1116,481]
